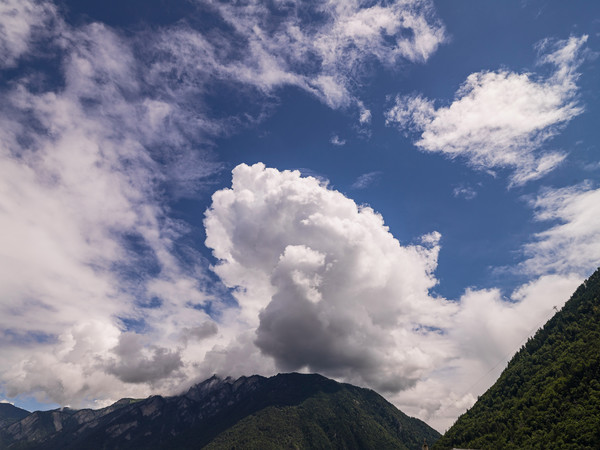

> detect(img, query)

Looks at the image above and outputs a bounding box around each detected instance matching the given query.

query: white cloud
[386,93,435,133]
[412,178,600,430]
[395,272,583,432]
[205,163,454,392]
[0,11,220,406]
[352,171,382,189]
[404,176,600,431]
[523,182,600,275]
[452,184,477,200]
[408,177,600,431]
[386,35,588,185]
[315,0,446,65]
[358,103,372,124]
[330,135,346,146]
[196,0,446,116]
[0,0,57,68]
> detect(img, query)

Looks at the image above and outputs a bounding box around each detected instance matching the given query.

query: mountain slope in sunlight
[435,268,600,449]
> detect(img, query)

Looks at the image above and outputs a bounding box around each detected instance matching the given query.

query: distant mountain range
[435,268,600,449]
[0,372,439,449]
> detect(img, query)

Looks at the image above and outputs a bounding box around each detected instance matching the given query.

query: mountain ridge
[0,404,30,429]
[0,372,439,449]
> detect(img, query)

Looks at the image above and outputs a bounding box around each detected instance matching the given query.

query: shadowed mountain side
[0,404,29,429]
[0,373,439,449]
[435,268,600,449]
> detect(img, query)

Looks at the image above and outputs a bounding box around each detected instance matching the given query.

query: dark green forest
[435,268,600,449]
[204,383,439,450]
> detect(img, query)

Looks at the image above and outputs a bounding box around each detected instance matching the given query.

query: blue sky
[0,0,599,431]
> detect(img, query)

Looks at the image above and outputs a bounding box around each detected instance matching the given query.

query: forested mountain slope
[435,268,600,449]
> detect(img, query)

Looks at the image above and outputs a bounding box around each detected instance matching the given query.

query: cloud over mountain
[205,163,454,392]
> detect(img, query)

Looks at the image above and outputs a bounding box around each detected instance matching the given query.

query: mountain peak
[184,373,266,403]
[0,403,30,428]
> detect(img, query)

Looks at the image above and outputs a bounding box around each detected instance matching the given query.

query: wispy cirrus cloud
[386,35,588,186]
[452,184,477,200]
[0,0,58,68]
[185,0,446,115]
[352,171,382,189]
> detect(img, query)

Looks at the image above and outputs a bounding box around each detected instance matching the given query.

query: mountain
[0,404,29,429]
[435,268,600,449]
[0,373,439,449]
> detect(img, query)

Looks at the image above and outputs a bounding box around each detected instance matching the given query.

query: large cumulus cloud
[205,163,455,392]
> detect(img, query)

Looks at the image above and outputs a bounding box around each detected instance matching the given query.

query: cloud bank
[386,35,588,185]
[392,180,600,431]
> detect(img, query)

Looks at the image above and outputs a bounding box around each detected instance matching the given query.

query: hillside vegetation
[435,268,600,449]
[205,379,439,450]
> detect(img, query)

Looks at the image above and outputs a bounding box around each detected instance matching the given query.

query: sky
[0,0,599,432]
